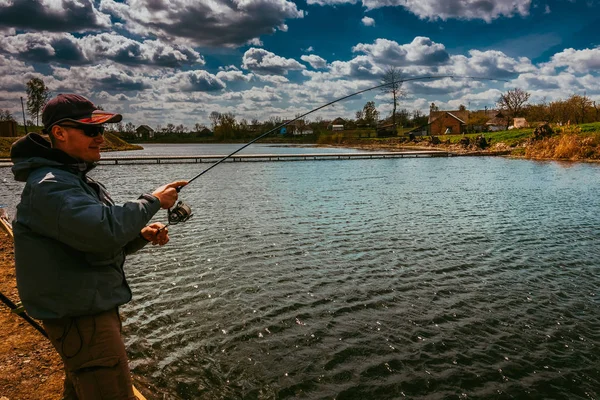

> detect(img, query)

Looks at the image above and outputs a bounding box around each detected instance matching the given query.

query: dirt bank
[0,229,63,400]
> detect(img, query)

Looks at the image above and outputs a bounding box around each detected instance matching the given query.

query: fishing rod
[164,74,509,227]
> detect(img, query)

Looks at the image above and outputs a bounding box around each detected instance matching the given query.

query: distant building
[135,125,154,140]
[512,118,529,129]
[197,127,213,137]
[428,110,469,135]
[328,117,346,131]
[0,120,17,137]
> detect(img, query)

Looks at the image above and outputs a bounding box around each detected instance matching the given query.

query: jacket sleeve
[23,170,161,254]
[124,234,151,255]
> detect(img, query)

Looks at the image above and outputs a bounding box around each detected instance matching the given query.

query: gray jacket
[11,133,161,319]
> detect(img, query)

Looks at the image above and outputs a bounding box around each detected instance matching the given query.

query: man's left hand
[141,223,169,245]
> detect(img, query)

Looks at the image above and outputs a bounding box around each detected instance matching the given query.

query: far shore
[2,123,600,162]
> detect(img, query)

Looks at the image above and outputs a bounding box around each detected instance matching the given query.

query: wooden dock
[0,151,454,167]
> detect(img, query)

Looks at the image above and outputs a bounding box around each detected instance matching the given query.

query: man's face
[55,125,105,162]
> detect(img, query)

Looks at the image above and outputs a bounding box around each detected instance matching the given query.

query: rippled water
[1,147,599,399]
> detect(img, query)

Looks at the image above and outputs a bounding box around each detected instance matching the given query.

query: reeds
[525,125,600,160]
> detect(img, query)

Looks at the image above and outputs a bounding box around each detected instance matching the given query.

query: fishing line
[164,75,509,227]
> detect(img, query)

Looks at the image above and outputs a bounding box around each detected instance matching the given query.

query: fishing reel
[168,201,193,225]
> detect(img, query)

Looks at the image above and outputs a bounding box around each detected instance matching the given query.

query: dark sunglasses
[59,124,105,137]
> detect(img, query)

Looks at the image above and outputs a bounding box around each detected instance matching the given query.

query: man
[10,93,187,399]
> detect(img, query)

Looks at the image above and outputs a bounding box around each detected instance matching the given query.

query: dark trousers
[42,309,136,400]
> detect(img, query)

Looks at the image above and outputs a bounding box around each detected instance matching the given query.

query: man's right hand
[152,180,188,209]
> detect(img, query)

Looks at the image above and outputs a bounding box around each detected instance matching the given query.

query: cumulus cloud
[0,54,37,92]
[301,54,327,69]
[307,0,531,22]
[216,69,254,82]
[242,48,305,75]
[0,0,111,32]
[546,47,600,74]
[0,32,203,68]
[255,74,290,84]
[79,33,203,68]
[440,49,535,79]
[362,16,375,26]
[328,55,383,79]
[353,37,450,66]
[99,0,304,47]
[49,64,153,94]
[165,70,227,92]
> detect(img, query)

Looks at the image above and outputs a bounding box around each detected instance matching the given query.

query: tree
[26,77,50,126]
[362,101,379,127]
[566,94,592,124]
[209,111,221,130]
[380,67,405,129]
[0,109,15,121]
[125,122,135,134]
[497,88,530,129]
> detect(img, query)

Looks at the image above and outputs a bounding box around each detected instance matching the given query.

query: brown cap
[42,94,122,132]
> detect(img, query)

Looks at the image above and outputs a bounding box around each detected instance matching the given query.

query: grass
[438,128,533,147]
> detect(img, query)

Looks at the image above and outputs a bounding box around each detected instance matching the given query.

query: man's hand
[152,180,188,209]
[141,223,170,246]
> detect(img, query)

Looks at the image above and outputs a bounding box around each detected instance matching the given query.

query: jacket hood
[11,133,94,182]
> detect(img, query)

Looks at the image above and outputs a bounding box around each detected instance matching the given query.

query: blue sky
[1,0,599,129]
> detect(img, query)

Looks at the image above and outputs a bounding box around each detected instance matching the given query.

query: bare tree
[26,77,50,126]
[497,88,530,129]
[380,67,405,129]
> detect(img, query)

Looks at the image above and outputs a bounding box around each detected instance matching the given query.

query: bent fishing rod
[163,74,509,227]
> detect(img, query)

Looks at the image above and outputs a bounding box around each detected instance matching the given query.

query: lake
[1,144,598,399]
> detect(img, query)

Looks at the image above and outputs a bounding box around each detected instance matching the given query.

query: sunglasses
[59,124,105,137]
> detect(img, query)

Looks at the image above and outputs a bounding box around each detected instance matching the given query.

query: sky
[1,0,599,129]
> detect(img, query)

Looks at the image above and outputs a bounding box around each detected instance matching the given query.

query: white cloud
[328,55,383,78]
[255,74,290,84]
[353,37,450,66]
[247,38,264,46]
[164,70,227,92]
[301,54,327,69]
[546,47,600,74]
[544,5,551,13]
[242,48,305,75]
[362,16,375,26]
[49,63,154,94]
[216,70,254,82]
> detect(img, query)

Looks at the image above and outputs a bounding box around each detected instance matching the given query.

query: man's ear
[51,125,67,143]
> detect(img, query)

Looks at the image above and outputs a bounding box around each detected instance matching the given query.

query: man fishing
[10,93,187,399]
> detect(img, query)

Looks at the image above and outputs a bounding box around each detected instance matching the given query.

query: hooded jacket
[11,133,161,319]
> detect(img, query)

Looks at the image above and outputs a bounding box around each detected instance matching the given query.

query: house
[135,125,154,140]
[282,119,314,135]
[197,127,213,137]
[428,110,469,135]
[0,120,17,137]
[327,117,346,131]
[512,118,529,129]
[485,116,507,132]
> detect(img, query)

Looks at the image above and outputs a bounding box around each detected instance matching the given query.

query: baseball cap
[42,94,122,132]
